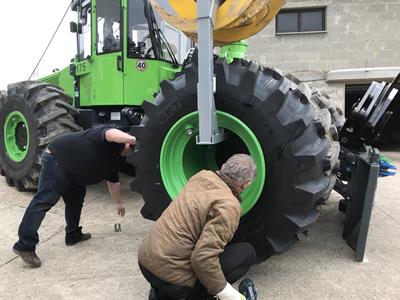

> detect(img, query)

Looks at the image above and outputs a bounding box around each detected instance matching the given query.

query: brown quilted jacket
[138,170,242,295]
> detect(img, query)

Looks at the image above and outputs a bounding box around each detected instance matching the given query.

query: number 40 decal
[136,60,148,72]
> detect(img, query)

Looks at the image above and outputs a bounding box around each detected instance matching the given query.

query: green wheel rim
[160,111,266,215]
[4,111,29,162]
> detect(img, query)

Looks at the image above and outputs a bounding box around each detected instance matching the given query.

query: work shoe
[65,226,91,246]
[149,288,160,300]
[148,288,182,300]
[12,246,41,268]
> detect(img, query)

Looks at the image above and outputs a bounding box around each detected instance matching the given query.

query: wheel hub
[160,111,266,215]
[4,111,29,162]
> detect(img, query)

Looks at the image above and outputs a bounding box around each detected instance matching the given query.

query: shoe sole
[65,236,91,246]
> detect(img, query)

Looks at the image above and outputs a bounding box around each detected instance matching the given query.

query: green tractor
[0,0,187,189]
[0,0,344,260]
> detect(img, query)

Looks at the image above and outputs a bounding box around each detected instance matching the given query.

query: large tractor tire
[285,73,345,204]
[309,89,344,204]
[285,73,345,130]
[0,81,82,191]
[128,55,341,260]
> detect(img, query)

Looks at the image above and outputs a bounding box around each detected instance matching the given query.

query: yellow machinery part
[150,0,286,45]
[166,0,256,30]
[166,0,197,19]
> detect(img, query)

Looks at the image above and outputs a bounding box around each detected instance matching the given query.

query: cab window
[96,0,121,54]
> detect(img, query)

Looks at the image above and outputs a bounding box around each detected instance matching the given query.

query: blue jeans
[13,153,86,251]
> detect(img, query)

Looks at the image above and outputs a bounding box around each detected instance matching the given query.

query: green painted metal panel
[123,59,179,106]
[39,66,75,99]
[79,59,94,106]
[74,60,92,76]
[84,53,124,106]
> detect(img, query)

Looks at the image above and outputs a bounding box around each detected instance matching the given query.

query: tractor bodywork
[40,0,189,128]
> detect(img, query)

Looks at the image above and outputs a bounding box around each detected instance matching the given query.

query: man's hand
[117,203,126,217]
[216,283,246,300]
[107,181,126,217]
[105,128,136,145]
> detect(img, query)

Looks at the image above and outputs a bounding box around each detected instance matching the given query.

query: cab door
[90,0,123,106]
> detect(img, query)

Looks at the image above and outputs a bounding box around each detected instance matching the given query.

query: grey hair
[220,154,257,185]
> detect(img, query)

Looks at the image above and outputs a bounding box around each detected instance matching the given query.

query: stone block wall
[247,0,400,108]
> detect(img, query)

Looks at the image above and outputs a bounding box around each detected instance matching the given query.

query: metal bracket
[340,73,399,150]
[335,147,380,262]
[196,0,225,145]
[335,75,400,261]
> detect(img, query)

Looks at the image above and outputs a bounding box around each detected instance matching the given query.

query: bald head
[220,154,257,186]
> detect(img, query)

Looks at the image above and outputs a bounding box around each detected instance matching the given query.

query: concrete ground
[1,157,400,299]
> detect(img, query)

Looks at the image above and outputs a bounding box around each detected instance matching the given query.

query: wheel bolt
[185,125,195,136]
[186,128,194,136]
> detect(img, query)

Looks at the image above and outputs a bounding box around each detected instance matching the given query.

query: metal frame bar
[196,0,224,145]
[77,0,85,61]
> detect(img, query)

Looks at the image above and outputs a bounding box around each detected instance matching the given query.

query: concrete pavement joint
[0,195,112,269]
[1,193,104,269]
[0,225,64,269]
[0,256,19,269]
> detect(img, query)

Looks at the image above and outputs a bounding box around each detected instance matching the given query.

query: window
[161,23,193,64]
[96,0,121,54]
[127,0,180,64]
[276,7,326,34]
[127,0,154,58]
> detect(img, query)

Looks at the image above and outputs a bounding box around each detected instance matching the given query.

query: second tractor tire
[0,81,82,191]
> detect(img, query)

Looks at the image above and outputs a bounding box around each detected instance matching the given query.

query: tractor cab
[69,0,191,128]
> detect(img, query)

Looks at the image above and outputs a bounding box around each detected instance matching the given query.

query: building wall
[247,0,400,109]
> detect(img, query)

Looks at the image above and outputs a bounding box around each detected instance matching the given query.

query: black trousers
[13,152,86,252]
[140,242,256,300]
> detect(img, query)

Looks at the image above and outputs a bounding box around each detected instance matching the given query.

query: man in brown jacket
[138,154,257,300]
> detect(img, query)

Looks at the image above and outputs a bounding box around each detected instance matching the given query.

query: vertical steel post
[77,0,85,61]
[196,0,224,145]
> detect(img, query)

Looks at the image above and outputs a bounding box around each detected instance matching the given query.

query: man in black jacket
[13,125,136,268]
